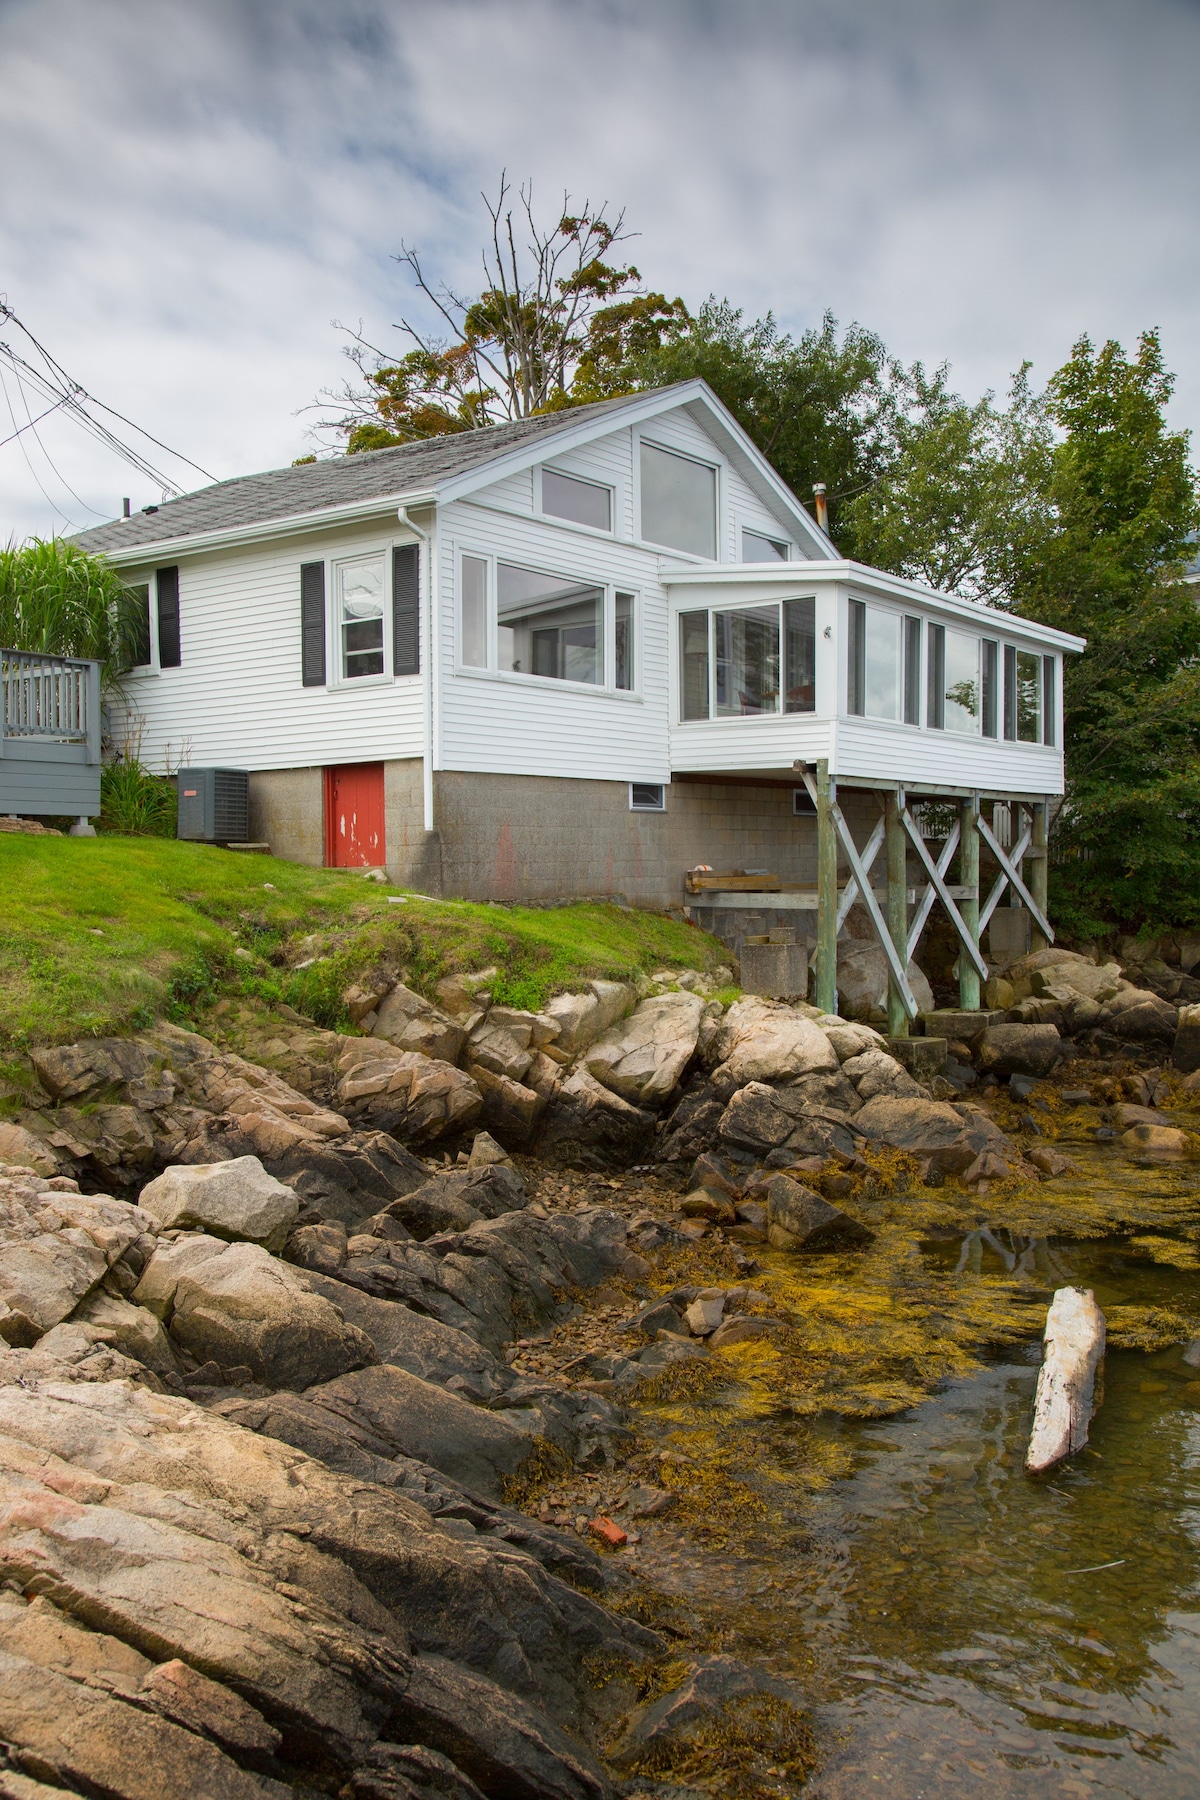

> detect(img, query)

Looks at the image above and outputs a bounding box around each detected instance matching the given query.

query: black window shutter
[393,543,420,676]
[156,566,181,668]
[301,562,326,686]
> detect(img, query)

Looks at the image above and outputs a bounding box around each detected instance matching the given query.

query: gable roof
[72,380,833,563]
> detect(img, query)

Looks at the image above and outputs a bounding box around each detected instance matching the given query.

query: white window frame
[124,569,160,675]
[453,545,641,699]
[675,595,819,724]
[629,782,666,811]
[634,429,723,561]
[535,464,616,538]
[740,523,792,563]
[328,548,394,689]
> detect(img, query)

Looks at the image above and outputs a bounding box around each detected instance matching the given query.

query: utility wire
[0,365,78,529]
[0,300,219,503]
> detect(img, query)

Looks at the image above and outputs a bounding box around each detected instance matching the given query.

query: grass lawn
[0,835,727,1050]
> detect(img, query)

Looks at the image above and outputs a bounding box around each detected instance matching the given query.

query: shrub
[99,757,177,837]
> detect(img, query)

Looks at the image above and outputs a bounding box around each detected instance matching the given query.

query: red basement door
[325,763,386,868]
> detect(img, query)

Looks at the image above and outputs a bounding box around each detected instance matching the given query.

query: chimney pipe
[812,482,828,533]
[122,497,131,518]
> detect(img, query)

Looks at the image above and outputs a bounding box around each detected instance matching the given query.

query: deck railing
[0,649,101,764]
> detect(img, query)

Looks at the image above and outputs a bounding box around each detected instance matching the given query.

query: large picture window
[678,598,816,720]
[926,623,980,733]
[640,441,717,558]
[848,600,913,721]
[498,563,602,685]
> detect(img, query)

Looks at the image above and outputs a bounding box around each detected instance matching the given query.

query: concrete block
[989,907,1031,963]
[920,1008,1006,1046]
[887,1035,948,1083]
[740,940,808,1000]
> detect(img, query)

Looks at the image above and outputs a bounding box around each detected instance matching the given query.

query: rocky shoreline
[0,941,1196,1797]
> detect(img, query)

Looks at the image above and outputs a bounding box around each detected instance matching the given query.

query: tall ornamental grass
[0,538,145,681]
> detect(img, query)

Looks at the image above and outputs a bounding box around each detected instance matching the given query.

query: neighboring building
[73,380,1082,969]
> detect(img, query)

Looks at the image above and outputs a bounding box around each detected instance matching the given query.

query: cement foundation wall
[247,767,324,866]
[383,760,443,893]
[429,772,884,909]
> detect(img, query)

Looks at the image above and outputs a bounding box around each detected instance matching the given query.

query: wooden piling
[885,792,908,1036]
[959,796,981,1011]
[816,759,838,1016]
[1029,799,1049,954]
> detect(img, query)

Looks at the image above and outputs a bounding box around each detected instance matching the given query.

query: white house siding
[111,518,426,773]
[435,496,672,783]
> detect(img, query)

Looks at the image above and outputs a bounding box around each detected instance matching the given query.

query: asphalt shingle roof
[72,390,656,556]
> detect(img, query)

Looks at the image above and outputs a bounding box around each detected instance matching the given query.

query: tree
[0,538,145,682]
[318,177,683,452]
[1013,331,1200,930]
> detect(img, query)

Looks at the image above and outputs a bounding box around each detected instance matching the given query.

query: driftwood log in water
[1025,1286,1106,1475]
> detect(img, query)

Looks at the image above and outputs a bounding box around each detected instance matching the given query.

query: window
[943,629,981,734]
[679,598,816,720]
[784,598,815,714]
[743,528,788,562]
[793,786,816,816]
[640,441,717,557]
[848,599,901,720]
[715,603,779,716]
[156,566,181,668]
[337,555,385,679]
[926,624,980,732]
[1003,644,1017,739]
[498,563,602,684]
[680,610,710,720]
[615,592,635,692]
[461,555,488,668]
[128,582,152,668]
[1042,654,1057,746]
[904,617,921,725]
[981,639,999,737]
[541,468,612,531]
[630,783,665,811]
[1015,648,1041,741]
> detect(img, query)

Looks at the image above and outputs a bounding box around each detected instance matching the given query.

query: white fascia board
[96,490,436,566]
[660,559,1087,654]
[433,380,837,560]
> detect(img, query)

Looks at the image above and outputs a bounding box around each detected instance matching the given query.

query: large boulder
[584,991,705,1107]
[167,1241,377,1387]
[1101,987,1179,1043]
[380,1164,529,1241]
[282,1363,537,1499]
[71,1289,182,1379]
[372,984,468,1064]
[819,1020,886,1062]
[336,1039,483,1143]
[301,1270,511,1400]
[762,1174,871,1250]
[0,1176,153,1346]
[710,998,838,1092]
[472,1065,547,1146]
[137,1156,299,1250]
[0,1124,59,1178]
[1174,1002,1200,1074]
[977,1023,1064,1078]
[536,1069,656,1171]
[716,1082,857,1162]
[608,1653,807,1775]
[1030,958,1122,1003]
[853,1094,1020,1177]
[841,1048,926,1100]
[837,943,934,1020]
[542,981,636,1056]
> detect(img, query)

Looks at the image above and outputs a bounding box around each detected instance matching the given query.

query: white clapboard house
[74,379,1083,1019]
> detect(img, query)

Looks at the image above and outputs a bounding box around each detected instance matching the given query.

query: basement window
[630,783,665,811]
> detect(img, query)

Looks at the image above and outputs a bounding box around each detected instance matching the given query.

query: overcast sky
[1,0,1197,540]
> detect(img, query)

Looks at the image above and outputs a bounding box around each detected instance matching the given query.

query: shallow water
[806,1232,1200,1797]
[630,1133,1200,1796]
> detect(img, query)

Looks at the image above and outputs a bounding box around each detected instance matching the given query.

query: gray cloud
[1,0,1197,538]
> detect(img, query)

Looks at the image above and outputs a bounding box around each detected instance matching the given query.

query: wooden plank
[830,799,918,1018]
[901,804,990,983]
[906,822,960,959]
[836,815,885,931]
[685,871,782,893]
[978,821,1032,933]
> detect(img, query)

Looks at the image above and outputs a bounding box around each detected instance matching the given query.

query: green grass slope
[0,836,727,1049]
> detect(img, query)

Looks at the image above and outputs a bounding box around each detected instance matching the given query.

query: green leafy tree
[1013,331,1200,930]
[0,537,146,682]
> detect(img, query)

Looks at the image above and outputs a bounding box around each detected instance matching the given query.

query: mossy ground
[0,834,726,1049]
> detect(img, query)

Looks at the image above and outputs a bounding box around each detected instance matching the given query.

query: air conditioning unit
[176,768,249,843]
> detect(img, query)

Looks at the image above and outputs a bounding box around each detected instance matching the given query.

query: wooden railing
[0,649,101,764]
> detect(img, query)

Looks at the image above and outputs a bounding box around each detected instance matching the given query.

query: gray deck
[1,650,101,817]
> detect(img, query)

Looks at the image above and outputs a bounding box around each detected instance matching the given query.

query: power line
[0,300,219,506]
